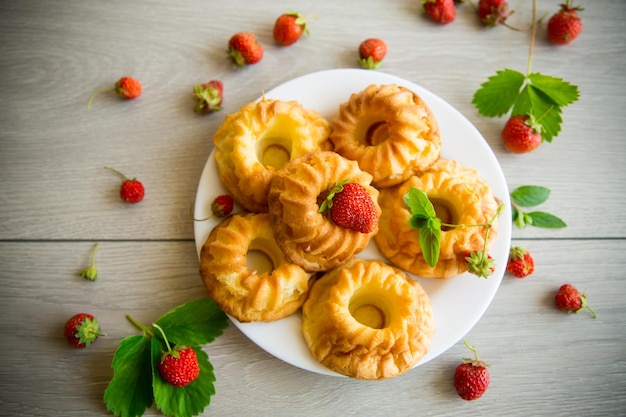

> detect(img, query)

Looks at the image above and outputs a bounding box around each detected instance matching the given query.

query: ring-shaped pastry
[214,98,331,213]
[375,159,500,279]
[199,213,313,322]
[268,151,380,272]
[330,84,441,188]
[301,258,435,380]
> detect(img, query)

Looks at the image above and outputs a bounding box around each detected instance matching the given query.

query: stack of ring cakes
[198,83,501,379]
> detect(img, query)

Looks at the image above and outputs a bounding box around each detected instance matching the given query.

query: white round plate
[194,69,512,377]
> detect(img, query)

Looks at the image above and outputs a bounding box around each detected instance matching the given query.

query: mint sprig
[404,187,503,277]
[104,298,228,417]
[510,185,567,229]
[471,0,579,143]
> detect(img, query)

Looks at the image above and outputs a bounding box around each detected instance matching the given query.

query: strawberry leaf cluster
[510,185,567,229]
[104,298,228,417]
[472,69,579,142]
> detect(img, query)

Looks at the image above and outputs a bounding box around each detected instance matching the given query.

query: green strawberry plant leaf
[472,69,526,117]
[510,185,567,229]
[155,298,228,346]
[104,335,154,417]
[151,340,216,417]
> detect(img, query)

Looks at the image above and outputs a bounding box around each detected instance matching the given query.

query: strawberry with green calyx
[193,194,234,222]
[193,80,223,113]
[510,185,567,229]
[80,242,99,281]
[472,0,579,145]
[319,180,378,234]
[555,284,597,318]
[506,246,534,278]
[273,11,312,46]
[477,0,510,27]
[501,114,542,153]
[404,187,503,277]
[64,313,105,348]
[358,38,387,70]
[422,0,456,24]
[454,340,491,401]
[228,32,264,67]
[104,166,145,204]
[547,0,583,45]
[87,76,142,109]
[105,299,228,417]
[153,323,200,388]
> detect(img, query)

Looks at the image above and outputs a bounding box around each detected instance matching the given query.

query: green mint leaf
[155,298,228,347]
[419,218,441,268]
[104,335,154,417]
[409,214,430,230]
[472,69,526,117]
[527,73,580,107]
[510,185,551,207]
[152,340,216,417]
[526,211,567,228]
[404,187,436,219]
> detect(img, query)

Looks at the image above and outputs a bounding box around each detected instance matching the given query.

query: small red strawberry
[87,76,142,109]
[320,181,378,234]
[547,1,583,45]
[501,114,542,153]
[104,166,145,204]
[64,313,105,348]
[158,346,200,388]
[454,340,490,401]
[228,32,264,67]
[506,246,534,278]
[80,242,99,281]
[478,0,509,27]
[358,38,387,70]
[555,284,597,318]
[211,194,234,217]
[465,251,495,278]
[193,80,223,113]
[423,0,456,24]
[273,11,310,46]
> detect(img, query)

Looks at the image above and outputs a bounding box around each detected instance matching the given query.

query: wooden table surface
[1,1,625,416]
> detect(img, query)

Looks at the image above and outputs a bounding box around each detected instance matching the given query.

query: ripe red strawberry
[506,246,534,278]
[547,1,583,45]
[454,340,490,401]
[211,194,234,217]
[104,166,145,204]
[64,313,105,348]
[422,0,456,24]
[478,0,509,27]
[273,11,310,46]
[193,80,223,113]
[87,76,142,109]
[465,251,495,278]
[158,346,200,388]
[327,182,378,234]
[555,284,597,318]
[358,38,387,69]
[501,114,542,153]
[228,32,263,67]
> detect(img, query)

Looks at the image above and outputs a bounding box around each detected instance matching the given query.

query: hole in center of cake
[260,142,291,170]
[246,250,274,275]
[431,198,458,231]
[350,304,386,329]
[365,121,389,146]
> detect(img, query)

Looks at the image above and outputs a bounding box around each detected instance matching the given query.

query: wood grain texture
[0,0,625,416]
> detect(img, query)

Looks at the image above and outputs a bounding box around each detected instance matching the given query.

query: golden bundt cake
[330,84,441,188]
[199,213,313,322]
[301,258,435,380]
[375,159,500,279]
[268,151,380,272]
[214,98,332,213]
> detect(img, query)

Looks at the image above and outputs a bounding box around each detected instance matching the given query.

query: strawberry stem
[152,323,173,352]
[104,166,130,181]
[527,0,537,76]
[86,87,115,109]
[125,315,154,337]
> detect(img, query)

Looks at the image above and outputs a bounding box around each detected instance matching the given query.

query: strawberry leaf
[104,335,154,417]
[154,298,228,347]
[512,84,563,142]
[472,69,526,117]
[527,73,579,107]
[152,341,216,417]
